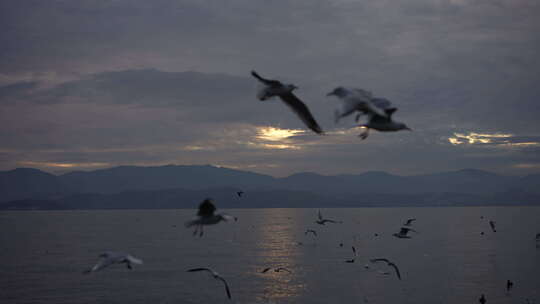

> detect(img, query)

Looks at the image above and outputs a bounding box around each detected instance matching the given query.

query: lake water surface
[1,207,539,304]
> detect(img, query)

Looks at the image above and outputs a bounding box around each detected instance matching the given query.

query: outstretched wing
[251,70,281,86]
[126,255,143,265]
[217,277,232,299]
[279,92,324,134]
[352,246,356,256]
[187,267,213,274]
[197,198,216,217]
[318,210,323,221]
[370,258,390,264]
[261,267,272,273]
[85,258,114,273]
[389,263,402,280]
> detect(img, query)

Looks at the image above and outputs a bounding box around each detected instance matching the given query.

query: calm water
[1,207,539,304]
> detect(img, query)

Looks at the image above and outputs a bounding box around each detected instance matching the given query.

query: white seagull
[187,268,231,299]
[357,107,411,139]
[370,258,402,280]
[326,87,396,123]
[83,252,143,274]
[251,70,324,134]
[315,209,341,225]
[185,198,236,237]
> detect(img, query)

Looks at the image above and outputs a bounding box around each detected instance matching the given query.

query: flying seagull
[357,108,411,140]
[327,87,396,123]
[305,229,318,236]
[251,70,324,134]
[345,246,357,263]
[83,252,143,274]
[236,191,244,198]
[185,198,236,237]
[315,209,341,225]
[260,267,292,274]
[370,258,402,280]
[403,218,416,226]
[489,220,497,232]
[393,227,417,239]
[187,268,231,300]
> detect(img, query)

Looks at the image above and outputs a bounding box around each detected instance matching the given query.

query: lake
[1,207,539,303]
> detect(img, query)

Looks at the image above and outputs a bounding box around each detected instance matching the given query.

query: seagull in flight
[357,107,411,140]
[489,220,497,232]
[260,267,292,274]
[236,191,244,198]
[83,252,143,274]
[315,209,341,225]
[327,87,396,123]
[185,198,236,237]
[305,229,318,236]
[345,246,357,263]
[251,70,324,134]
[370,258,402,280]
[187,268,231,299]
[393,227,417,239]
[403,218,416,226]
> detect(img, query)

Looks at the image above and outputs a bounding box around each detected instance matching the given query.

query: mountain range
[1,165,539,209]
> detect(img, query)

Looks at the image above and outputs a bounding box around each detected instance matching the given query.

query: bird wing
[217,277,232,299]
[278,92,324,134]
[389,263,402,280]
[261,267,271,273]
[352,246,356,256]
[220,214,236,222]
[126,255,143,265]
[89,258,114,273]
[187,267,214,274]
[277,267,292,273]
[251,70,281,86]
[197,198,216,217]
[370,258,390,264]
[370,97,393,110]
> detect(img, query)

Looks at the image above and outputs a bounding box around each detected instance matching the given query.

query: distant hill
[0,165,539,209]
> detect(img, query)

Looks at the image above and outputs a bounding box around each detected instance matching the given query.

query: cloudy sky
[1,0,539,176]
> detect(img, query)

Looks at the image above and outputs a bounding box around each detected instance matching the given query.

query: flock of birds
[251,70,411,139]
[79,70,539,302]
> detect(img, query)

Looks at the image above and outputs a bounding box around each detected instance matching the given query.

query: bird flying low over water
[326,87,396,123]
[345,246,357,263]
[185,198,236,237]
[393,227,417,239]
[260,267,292,274]
[187,268,231,299]
[489,220,497,232]
[316,209,341,225]
[370,258,402,280]
[83,252,143,274]
[251,70,324,134]
[403,218,416,226]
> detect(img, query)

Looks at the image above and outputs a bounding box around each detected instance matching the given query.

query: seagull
[251,70,324,134]
[236,191,244,198]
[345,246,357,263]
[260,267,292,274]
[489,220,497,232]
[403,218,416,226]
[326,87,396,123]
[187,268,231,299]
[83,252,143,274]
[357,109,411,140]
[479,294,487,304]
[506,280,513,292]
[185,198,236,237]
[370,258,402,280]
[315,209,341,225]
[393,227,417,239]
[305,229,317,236]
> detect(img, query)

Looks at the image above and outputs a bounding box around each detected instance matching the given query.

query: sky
[1,0,539,177]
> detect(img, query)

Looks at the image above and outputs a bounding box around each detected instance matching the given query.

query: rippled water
[1,207,539,304]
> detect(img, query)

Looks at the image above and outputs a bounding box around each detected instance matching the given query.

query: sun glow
[256,127,305,141]
[448,132,540,147]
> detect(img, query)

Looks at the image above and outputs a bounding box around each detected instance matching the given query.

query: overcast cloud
[1,0,539,176]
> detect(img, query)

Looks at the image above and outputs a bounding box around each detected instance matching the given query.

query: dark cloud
[1,0,540,175]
